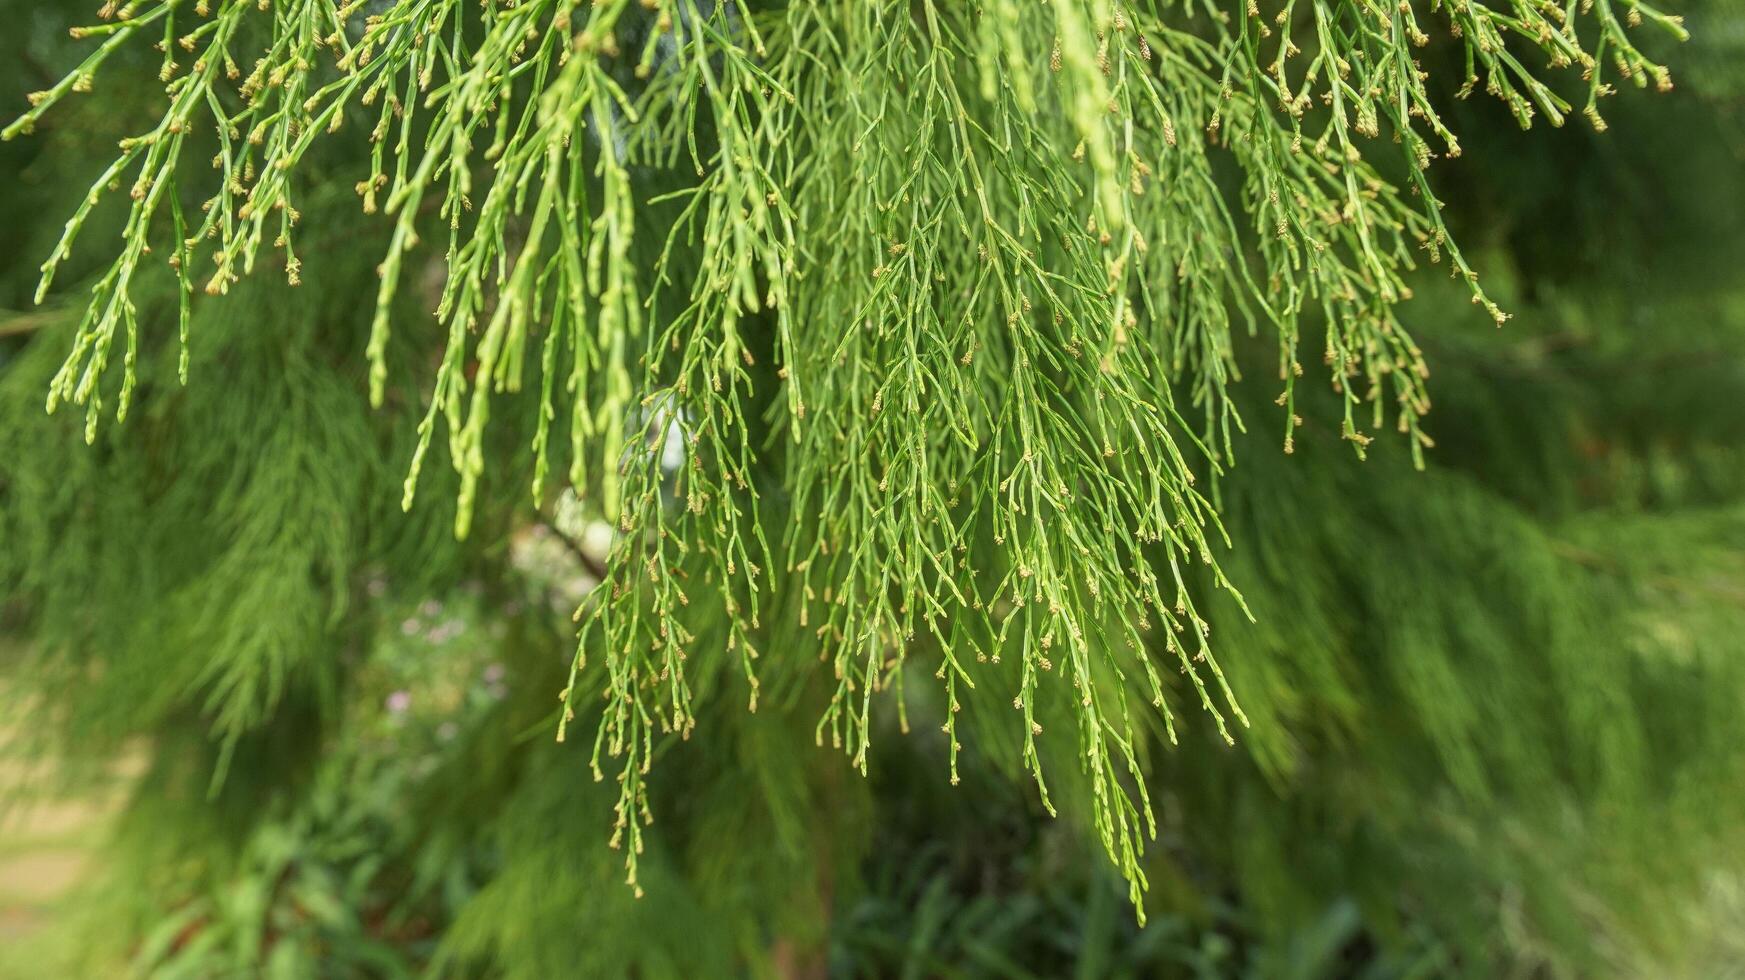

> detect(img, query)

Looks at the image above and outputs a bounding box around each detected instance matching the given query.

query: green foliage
[3,0,1693,904]
[3,0,1744,976]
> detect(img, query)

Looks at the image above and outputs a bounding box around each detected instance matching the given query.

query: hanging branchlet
[8,0,1686,919]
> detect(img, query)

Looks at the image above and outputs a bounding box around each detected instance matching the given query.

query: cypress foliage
[1,1,1742,975]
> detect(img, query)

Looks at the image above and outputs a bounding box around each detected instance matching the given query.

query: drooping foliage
[2,0,1743,976]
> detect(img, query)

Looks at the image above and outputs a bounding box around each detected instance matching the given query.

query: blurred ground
[0,727,132,978]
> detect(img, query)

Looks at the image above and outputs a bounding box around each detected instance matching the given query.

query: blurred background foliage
[3,1,1745,978]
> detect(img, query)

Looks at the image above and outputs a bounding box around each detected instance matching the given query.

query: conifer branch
[5,0,1687,912]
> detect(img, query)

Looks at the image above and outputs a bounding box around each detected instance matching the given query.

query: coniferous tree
[2,1,1743,976]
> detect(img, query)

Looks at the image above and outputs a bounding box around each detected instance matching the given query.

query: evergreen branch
[4,0,1688,915]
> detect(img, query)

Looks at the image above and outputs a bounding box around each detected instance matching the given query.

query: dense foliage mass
[1,0,1742,976]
